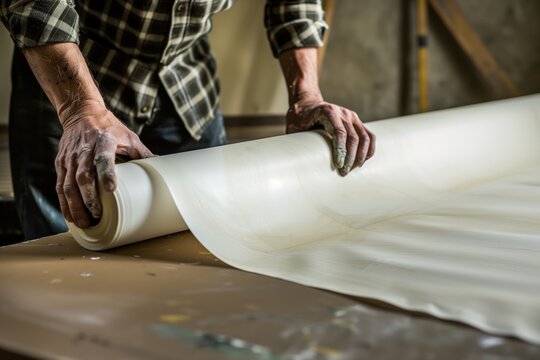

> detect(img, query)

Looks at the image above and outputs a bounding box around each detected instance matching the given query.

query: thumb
[131,141,156,159]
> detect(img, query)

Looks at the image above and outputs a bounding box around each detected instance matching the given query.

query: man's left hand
[286,93,376,176]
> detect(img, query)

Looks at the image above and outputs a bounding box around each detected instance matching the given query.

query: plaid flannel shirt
[1,0,327,139]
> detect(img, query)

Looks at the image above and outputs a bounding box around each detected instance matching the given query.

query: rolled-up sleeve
[0,0,79,48]
[264,0,328,58]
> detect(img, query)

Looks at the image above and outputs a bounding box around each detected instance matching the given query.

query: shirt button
[177,4,185,13]
[141,105,150,113]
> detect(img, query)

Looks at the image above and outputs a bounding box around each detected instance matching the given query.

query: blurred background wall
[208,1,288,116]
[319,0,540,121]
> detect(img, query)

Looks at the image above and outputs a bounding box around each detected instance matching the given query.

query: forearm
[279,48,323,105]
[22,42,153,228]
[22,43,104,126]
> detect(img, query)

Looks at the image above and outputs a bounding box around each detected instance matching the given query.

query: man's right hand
[21,43,155,228]
[56,100,154,228]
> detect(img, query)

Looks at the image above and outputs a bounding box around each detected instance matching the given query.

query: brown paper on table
[70,95,540,344]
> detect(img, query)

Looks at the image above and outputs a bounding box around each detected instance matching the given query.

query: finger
[319,107,347,169]
[55,158,73,224]
[76,146,102,219]
[94,132,118,192]
[352,121,371,168]
[340,117,359,176]
[64,156,91,228]
[285,121,303,134]
[365,128,376,160]
[128,134,155,159]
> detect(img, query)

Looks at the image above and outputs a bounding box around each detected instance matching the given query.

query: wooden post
[417,0,429,112]
[429,0,519,98]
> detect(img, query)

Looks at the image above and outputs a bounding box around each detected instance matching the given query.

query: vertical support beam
[429,0,519,98]
[399,0,413,116]
[417,0,429,112]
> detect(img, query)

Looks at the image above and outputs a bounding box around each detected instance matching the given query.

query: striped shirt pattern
[1,0,327,139]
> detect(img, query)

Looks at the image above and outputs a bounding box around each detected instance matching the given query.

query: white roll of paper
[69,95,540,344]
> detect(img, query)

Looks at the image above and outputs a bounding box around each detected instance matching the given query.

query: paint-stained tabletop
[0,232,538,359]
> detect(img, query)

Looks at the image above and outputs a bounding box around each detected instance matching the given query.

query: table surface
[0,232,539,359]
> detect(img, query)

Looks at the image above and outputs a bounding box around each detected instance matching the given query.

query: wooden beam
[417,0,429,112]
[429,0,519,98]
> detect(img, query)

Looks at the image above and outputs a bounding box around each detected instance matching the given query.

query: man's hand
[22,43,154,228]
[286,93,375,175]
[56,100,154,228]
[279,48,376,175]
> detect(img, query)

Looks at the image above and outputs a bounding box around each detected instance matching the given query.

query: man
[1,0,375,240]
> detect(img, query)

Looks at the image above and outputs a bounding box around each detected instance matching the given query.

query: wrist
[289,83,323,106]
[22,43,106,128]
[279,48,323,106]
[58,97,108,130]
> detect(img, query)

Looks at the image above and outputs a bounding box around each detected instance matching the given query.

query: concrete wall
[320,0,540,122]
[208,0,288,116]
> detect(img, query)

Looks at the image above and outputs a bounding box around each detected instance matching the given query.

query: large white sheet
[69,95,540,344]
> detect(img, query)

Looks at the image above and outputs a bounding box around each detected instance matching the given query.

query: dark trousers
[9,49,227,241]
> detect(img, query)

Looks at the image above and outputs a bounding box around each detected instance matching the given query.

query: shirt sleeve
[0,0,79,48]
[264,0,328,58]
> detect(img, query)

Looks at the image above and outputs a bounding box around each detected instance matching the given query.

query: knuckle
[320,103,334,112]
[360,131,370,144]
[54,156,65,169]
[97,131,113,141]
[348,133,359,143]
[334,127,347,138]
[96,132,116,148]
[55,184,64,195]
[78,144,93,155]
[94,151,113,164]
[63,184,77,196]
[361,138,371,152]
[358,128,369,139]
[76,169,93,184]
[65,151,78,163]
